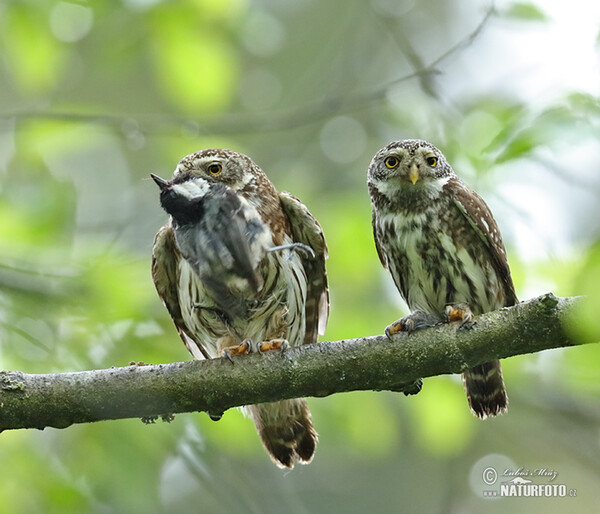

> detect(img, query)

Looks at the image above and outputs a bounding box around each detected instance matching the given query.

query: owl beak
[151,173,170,190]
[409,164,419,185]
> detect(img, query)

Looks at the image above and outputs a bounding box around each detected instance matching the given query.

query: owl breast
[177,234,308,357]
[375,197,507,316]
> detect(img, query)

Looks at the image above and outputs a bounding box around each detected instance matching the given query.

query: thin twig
[0,6,496,137]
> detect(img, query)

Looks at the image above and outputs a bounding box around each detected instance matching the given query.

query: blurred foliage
[0,0,599,512]
[502,2,549,21]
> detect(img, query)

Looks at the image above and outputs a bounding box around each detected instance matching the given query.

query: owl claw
[258,339,289,353]
[403,378,423,396]
[222,339,253,363]
[385,319,411,338]
[445,304,476,330]
[385,311,440,339]
[269,242,315,260]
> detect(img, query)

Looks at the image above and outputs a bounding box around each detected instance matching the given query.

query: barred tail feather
[247,399,317,469]
[463,359,508,419]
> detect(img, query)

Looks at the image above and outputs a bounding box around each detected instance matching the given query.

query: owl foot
[385,311,440,338]
[141,413,175,424]
[445,303,476,330]
[268,242,315,260]
[390,378,424,396]
[222,339,253,363]
[258,338,289,353]
[404,378,423,396]
[130,362,170,424]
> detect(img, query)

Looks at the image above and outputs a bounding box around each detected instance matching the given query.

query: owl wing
[371,210,389,270]
[279,192,330,345]
[446,178,519,306]
[152,223,210,360]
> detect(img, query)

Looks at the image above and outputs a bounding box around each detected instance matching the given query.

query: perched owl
[151,149,329,468]
[367,139,513,418]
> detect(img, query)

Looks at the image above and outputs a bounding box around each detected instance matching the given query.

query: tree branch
[0,293,594,432]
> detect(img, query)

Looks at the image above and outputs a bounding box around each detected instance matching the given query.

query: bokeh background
[1,0,599,512]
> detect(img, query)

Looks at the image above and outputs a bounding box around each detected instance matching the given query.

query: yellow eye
[426,156,437,167]
[385,156,400,169]
[207,163,222,175]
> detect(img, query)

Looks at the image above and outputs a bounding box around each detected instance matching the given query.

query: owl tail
[247,398,317,469]
[463,359,508,419]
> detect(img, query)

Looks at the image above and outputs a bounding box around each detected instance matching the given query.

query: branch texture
[0,294,594,432]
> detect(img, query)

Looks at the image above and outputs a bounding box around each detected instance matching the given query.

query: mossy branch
[0,293,594,432]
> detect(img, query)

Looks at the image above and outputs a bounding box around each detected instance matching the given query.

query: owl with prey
[151,149,329,468]
[368,139,514,418]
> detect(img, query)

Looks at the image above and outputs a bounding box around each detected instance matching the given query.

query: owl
[367,139,513,418]
[151,149,329,468]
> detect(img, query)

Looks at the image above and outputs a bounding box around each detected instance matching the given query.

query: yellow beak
[409,164,419,185]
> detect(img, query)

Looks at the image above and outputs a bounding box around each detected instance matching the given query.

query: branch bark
[0,293,594,432]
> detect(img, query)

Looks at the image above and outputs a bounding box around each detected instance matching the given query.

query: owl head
[367,139,455,198]
[167,148,266,192]
[150,149,263,225]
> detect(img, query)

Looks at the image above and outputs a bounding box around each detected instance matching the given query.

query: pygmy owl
[367,139,514,418]
[151,149,329,467]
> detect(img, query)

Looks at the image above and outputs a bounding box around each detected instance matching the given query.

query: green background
[1,0,599,512]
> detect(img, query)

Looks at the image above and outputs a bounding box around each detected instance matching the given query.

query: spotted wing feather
[279,192,329,344]
[151,223,210,359]
[371,210,389,270]
[446,178,518,307]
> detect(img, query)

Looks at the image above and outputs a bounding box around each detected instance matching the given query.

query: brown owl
[367,139,513,418]
[151,149,329,467]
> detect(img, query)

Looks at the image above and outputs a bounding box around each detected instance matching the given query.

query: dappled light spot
[320,116,367,164]
[49,2,94,43]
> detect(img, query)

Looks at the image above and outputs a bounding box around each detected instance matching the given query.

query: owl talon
[222,339,253,363]
[385,311,439,339]
[385,319,411,338]
[268,242,315,260]
[129,361,150,366]
[459,319,476,330]
[403,378,423,396]
[258,339,289,353]
[445,304,476,329]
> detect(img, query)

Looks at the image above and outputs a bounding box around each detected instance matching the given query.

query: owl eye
[207,163,222,175]
[426,156,437,167]
[385,156,400,169]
